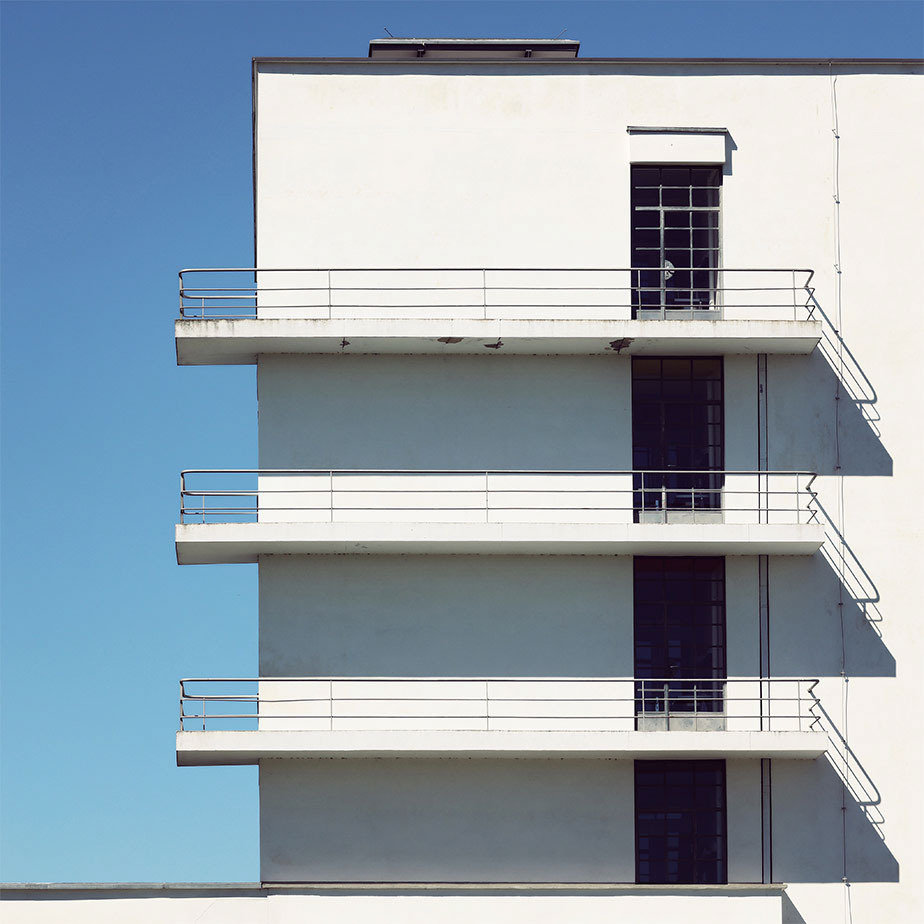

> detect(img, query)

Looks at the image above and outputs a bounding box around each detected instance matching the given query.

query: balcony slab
[175,521,824,564]
[177,728,826,766]
[176,318,822,364]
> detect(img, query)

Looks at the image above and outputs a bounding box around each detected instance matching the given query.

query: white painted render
[177,729,826,764]
[175,520,824,562]
[175,317,822,364]
[257,758,770,883]
[170,57,922,924]
[0,885,788,924]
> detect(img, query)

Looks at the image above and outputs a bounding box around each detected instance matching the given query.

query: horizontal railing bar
[180,675,819,683]
[182,713,809,720]
[181,286,806,295]
[180,468,816,475]
[177,268,816,322]
[179,267,815,274]
[179,676,822,731]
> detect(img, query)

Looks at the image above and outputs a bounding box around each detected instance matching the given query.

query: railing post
[329,680,334,731]
[482,269,487,320]
[792,269,797,320]
[797,680,802,732]
[485,472,490,523]
[663,682,669,728]
[201,697,206,732]
[485,681,490,731]
[327,269,332,320]
[330,471,334,523]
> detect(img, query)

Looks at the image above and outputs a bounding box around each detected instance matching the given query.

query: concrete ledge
[175,521,825,564]
[176,729,827,765]
[3,881,787,894]
[0,881,789,923]
[176,318,822,364]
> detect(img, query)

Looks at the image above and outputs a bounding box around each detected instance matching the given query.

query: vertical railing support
[485,681,490,731]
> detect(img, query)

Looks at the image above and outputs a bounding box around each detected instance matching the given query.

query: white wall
[258,758,763,884]
[260,554,633,677]
[0,888,787,924]
[260,758,635,882]
[259,553,759,678]
[258,353,631,471]
[249,59,923,922]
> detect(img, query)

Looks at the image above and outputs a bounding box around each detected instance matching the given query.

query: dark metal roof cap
[368,38,580,60]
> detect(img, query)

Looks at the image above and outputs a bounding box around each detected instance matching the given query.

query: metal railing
[179,469,818,526]
[179,677,822,733]
[178,267,815,321]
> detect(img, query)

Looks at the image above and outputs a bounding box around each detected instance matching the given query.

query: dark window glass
[635,760,727,884]
[631,165,722,315]
[634,557,726,718]
[632,357,724,515]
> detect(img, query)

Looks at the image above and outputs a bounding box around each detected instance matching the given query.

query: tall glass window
[632,356,724,518]
[634,557,726,723]
[635,759,727,884]
[631,165,721,316]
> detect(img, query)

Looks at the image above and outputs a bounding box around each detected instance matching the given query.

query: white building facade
[7,40,922,924]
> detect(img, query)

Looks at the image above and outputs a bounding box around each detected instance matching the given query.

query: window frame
[633,556,727,721]
[630,164,724,317]
[631,356,725,518]
[635,759,728,885]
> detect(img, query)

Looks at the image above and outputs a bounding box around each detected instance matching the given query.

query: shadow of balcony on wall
[769,348,890,479]
[815,494,887,635]
[769,554,893,678]
[812,296,882,434]
[772,748,898,886]
[781,892,808,924]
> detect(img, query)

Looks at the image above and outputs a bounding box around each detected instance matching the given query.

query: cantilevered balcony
[175,268,821,364]
[176,676,827,766]
[175,469,823,563]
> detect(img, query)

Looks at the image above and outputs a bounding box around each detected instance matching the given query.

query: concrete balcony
[175,469,823,564]
[175,268,821,364]
[176,676,827,766]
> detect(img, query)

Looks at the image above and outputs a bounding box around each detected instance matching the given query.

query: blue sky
[2,0,921,885]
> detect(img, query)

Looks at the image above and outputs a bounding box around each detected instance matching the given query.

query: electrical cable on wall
[829,62,852,924]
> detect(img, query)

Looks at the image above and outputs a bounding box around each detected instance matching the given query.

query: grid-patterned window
[632,357,724,514]
[634,557,726,717]
[635,760,727,884]
[631,165,721,315]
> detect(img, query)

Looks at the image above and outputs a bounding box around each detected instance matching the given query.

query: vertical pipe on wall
[757,353,772,881]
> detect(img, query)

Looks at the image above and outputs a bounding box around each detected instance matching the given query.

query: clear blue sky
[1,0,921,885]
